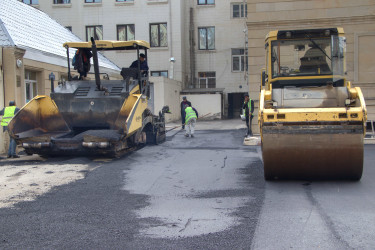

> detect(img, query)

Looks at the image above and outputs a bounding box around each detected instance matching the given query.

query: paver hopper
[8,38,169,157]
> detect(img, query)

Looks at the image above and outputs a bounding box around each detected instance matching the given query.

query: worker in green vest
[0,101,20,158]
[184,104,198,138]
[242,94,254,137]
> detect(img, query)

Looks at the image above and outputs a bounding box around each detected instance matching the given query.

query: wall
[180,94,222,120]
[151,76,182,122]
[36,0,186,84]
[183,0,248,118]
[38,0,249,118]
[0,48,71,154]
[0,48,4,153]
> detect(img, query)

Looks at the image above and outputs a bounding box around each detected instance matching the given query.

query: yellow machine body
[8,40,168,157]
[258,28,367,180]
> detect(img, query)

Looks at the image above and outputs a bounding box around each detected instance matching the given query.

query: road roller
[8,38,169,157]
[258,28,367,180]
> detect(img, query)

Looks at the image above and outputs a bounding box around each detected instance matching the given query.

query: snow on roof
[0,0,120,72]
[0,19,14,47]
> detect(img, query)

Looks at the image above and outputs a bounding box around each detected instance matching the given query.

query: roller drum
[262,123,364,181]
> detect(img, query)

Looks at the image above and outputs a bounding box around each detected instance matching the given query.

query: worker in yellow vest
[183,104,198,138]
[242,94,254,137]
[0,101,20,158]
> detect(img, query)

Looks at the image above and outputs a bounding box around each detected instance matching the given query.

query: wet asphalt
[1,123,375,249]
[0,126,265,249]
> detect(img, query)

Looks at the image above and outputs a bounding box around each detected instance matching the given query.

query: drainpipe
[243,0,248,90]
[189,7,195,88]
[1,47,4,108]
[168,0,173,79]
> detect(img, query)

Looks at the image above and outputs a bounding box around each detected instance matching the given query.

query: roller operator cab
[8,38,170,157]
[259,28,367,180]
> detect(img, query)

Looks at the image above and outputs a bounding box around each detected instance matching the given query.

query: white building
[21,0,249,118]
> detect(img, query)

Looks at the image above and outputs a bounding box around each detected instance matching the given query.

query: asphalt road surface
[0,120,374,249]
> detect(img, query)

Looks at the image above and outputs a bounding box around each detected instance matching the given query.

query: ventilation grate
[75,87,90,96]
[109,86,123,96]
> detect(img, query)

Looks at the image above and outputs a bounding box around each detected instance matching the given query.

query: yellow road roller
[258,28,367,180]
[8,38,169,157]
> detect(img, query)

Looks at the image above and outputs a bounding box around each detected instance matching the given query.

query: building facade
[22,0,250,119]
[246,0,375,133]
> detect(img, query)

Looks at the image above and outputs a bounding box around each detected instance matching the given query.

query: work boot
[7,155,11,158]
[185,134,189,137]
[182,125,185,129]
[191,134,194,138]
[12,155,20,158]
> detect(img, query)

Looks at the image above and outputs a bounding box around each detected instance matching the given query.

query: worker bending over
[184,104,198,138]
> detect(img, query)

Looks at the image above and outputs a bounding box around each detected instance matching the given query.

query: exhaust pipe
[90,37,102,91]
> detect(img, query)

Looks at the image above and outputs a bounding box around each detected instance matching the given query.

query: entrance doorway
[228,92,246,119]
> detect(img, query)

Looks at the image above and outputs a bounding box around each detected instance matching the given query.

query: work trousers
[246,116,253,136]
[185,118,196,136]
[4,130,16,156]
[181,112,185,126]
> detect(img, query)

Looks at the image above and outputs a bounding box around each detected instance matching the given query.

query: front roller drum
[262,132,364,181]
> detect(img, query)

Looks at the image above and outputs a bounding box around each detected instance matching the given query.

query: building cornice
[247,15,375,29]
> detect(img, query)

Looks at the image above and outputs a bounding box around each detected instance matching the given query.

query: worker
[243,94,254,137]
[130,53,149,77]
[0,101,20,158]
[180,96,191,129]
[73,49,92,80]
[184,103,198,138]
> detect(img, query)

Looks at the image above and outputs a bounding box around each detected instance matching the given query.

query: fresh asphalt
[0,120,374,249]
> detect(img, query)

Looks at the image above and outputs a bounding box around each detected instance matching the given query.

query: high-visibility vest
[185,107,197,124]
[1,106,16,126]
[243,100,252,116]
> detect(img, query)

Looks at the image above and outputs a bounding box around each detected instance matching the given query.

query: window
[198,0,214,5]
[85,0,101,3]
[232,48,247,72]
[147,0,168,3]
[150,23,168,47]
[198,27,215,50]
[65,26,72,31]
[116,0,133,2]
[86,26,103,41]
[151,71,168,77]
[232,3,247,18]
[117,24,135,41]
[54,0,70,3]
[21,0,38,4]
[198,72,216,88]
[25,71,38,103]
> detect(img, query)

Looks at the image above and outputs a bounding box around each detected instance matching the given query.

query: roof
[0,0,120,72]
[64,40,150,50]
[0,19,14,46]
